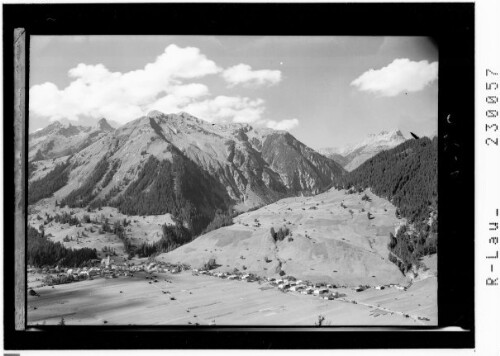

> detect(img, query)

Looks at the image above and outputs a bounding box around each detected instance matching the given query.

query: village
[27,256,190,290]
[28,253,409,303]
[28,255,434,326]
[191,268,409,300]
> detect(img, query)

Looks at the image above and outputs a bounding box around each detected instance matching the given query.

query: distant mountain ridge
[29,119,115,161]
[319,129,407,171]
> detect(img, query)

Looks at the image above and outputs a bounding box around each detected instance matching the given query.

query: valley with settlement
[27,111,437,326]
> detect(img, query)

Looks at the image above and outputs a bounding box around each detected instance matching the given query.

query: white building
[314,288,329,295]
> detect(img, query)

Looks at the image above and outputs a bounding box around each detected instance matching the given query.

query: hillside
[342,136,438,272]
[159,136,437,281]
[342,136,437,225]
[158,188,407,287]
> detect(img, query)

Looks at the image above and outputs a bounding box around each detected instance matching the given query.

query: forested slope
[341,137,438,273]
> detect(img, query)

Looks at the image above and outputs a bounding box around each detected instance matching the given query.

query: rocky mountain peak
[97,118,114,132]
[367,129,404,139]
[48,120,64,129]
[320,129,407,171]
[147,110,165,119]
[30,121,63,140]
[360,129,405,146]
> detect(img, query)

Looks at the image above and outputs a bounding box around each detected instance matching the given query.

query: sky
[29,36,438,150]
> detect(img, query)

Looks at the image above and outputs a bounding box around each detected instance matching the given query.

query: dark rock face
[97,118,114,132]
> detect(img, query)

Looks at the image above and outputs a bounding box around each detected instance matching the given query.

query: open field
[27,271,435,326]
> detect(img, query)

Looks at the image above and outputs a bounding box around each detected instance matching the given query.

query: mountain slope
[342,137,438,272]
[342,136,437,224]
[159,187,407,286]
[28,111,345,235]
[159,136,437,281]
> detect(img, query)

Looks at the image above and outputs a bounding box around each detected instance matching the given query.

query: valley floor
[27,270,436,326]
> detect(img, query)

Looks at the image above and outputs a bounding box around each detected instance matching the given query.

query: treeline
[101,160,120,188]
[112,220,135,257]
[135,222,192,258]
[40,211,93,227]
[27,225,98,267]
[202,209,235,234]
[388,222,438,273]
[53,211,81,226]
[28,161,71,205]
[60,157,109,208]
[112,154,231,235]
[342,137,437,225]
[340,137,438,271]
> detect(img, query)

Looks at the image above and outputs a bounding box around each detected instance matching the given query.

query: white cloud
[182,96,266,124]
[148,83,210,114]
[266,118,299,131]
[30,44,287,129]
[29,44,221,124]
[222,63,282,87]
[351,58,438,97]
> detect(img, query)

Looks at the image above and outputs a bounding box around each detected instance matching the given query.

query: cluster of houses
[270,278,344,300]
[194,269,260,282]
[192,268,409,300]
[192,269,345,300]
[27,258,192,286]
[352,283,406,292]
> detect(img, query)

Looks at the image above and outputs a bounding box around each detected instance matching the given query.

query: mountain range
[28,111,345,233]
[319,129,407,171]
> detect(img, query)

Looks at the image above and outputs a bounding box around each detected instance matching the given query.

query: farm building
[314,288,329,295]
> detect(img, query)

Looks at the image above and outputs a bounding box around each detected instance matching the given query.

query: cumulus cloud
[222,63,282,87]
[351,58,438,97]
[182,96,266,124]
[30,44,222,124]
[266,118,299,131]
[30,44,287,128]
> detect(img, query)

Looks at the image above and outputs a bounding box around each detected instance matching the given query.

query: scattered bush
[136,222,192,258]
[361,194,372,202]
[315,315,326,327]
[203,258,218,271]
[270,226,291,242]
